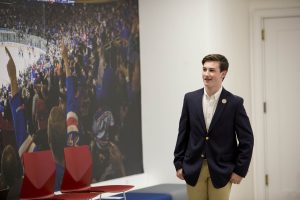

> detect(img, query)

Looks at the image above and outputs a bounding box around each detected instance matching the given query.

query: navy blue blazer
[174,88,254,188]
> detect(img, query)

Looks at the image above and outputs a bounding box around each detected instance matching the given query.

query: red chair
[61,145,134,199]
[20,150,99,200]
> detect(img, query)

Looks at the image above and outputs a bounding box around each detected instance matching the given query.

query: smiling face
[202,61,227,95]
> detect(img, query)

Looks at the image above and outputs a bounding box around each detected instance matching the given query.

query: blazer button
[201,154,205,158]
[205,136,209,140]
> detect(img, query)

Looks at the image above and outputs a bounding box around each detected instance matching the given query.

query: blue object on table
[103,192,172,200]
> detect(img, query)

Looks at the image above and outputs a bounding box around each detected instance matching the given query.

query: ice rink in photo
[0,43,45,86]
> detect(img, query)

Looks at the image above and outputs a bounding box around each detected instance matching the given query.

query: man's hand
[176,168,184,180]
[5,47,18,97]
[5,47,16,80]
[61,43,68,61]
[230,172,243,184]
[61,43,71,77]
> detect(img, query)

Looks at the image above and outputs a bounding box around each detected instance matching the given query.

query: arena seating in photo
[61,145,134,199]
[20,150,98,200]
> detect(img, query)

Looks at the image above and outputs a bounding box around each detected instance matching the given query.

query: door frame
[250,6,300,200]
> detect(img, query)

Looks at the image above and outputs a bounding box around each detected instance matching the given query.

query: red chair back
[20,150,55,199]
[61,145,92,192]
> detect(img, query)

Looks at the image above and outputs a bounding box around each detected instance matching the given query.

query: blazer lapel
[208,88,229,133]
[194,89,207,133]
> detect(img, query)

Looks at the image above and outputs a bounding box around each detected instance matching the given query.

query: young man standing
[174,54,254,200]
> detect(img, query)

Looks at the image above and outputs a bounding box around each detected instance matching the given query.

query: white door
[264,16,300,200]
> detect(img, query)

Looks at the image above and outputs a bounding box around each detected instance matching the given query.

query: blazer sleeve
[174,94,190,171]
[233,98,254,177]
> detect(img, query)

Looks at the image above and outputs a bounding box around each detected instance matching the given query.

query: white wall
[97,0,300,199]
[139,0,253,199]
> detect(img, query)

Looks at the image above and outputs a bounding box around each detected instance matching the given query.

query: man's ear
[221,70,228,81]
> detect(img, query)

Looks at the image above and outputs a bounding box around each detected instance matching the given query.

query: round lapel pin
[222,99,227,104]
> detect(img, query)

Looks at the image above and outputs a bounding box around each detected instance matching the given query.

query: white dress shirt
[203,87,223,131]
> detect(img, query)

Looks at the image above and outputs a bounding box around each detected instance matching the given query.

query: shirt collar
[204,86,223,100]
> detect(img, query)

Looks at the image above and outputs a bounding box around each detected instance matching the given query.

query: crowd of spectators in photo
[0,0,142,197]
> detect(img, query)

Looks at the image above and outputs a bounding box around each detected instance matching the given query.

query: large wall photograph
[0,0,142,195]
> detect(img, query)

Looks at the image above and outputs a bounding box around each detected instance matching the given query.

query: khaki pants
[187,160,232,200]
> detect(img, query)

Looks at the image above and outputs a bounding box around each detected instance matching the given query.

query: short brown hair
[47,106,67,164]
[202,54,229,72]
